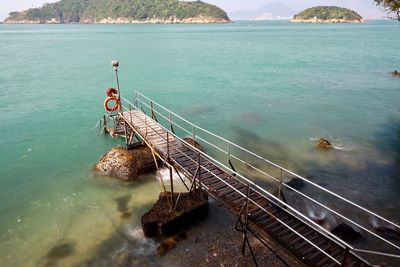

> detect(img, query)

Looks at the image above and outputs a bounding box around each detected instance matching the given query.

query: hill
[291,6,363,23]
[4,0,230,24]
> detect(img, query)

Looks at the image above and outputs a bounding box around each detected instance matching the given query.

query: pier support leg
[234,185,258,267]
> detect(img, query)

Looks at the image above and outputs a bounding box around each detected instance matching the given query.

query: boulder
[375,226,400,241]
[141,189,208,237]
[285,177,305,190]
[331,223,362,241]
[318,138,333,149]
[95,145,158,181]
[184,137,203,151]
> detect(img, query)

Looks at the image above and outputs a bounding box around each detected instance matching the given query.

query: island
[290,6,364,23]
[4,0,230,24]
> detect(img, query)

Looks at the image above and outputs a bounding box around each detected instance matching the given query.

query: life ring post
[111,60,122,113]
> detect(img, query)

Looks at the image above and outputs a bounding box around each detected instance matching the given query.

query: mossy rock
[141,189,208,237]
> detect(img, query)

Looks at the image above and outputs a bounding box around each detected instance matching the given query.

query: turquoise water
[0,20,399,266]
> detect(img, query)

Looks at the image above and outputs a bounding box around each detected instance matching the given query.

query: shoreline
[290,18,364,23]
[3,16,231,25]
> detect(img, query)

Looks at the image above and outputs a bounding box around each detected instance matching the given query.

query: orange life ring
[104,97,119,112]
[107,87,118,97]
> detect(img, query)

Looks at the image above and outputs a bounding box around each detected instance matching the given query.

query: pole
[111,60,121,113]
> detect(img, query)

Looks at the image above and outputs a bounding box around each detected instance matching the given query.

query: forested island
[291,6,364,23]
[4,0,230,24]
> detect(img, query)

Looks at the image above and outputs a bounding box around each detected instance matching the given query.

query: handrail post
[151,101,154,120]
[170,166,174,210]
[145,116,147,137]
[192,125,196,143]
[134,91,137,108]
[168,111,172,131]
[129,104,133,125]
[198,152,202,200]
[103,115,107,133]
[341,247,350,266]
[167,132,170,160]
[227,143,231,164]
[278,168,283,201]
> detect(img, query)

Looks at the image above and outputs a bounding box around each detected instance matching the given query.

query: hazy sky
[0,0,385,20]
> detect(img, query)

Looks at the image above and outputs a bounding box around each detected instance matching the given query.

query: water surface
[0,20,399,266]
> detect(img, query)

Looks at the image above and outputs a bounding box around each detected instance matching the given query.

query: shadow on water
[181,104,216,118]
[115,195,133,219]
[40,242,75,267]
[229,125,299,169]
[372,115,400,168]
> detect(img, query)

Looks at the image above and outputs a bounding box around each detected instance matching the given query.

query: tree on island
[374,0,400,21]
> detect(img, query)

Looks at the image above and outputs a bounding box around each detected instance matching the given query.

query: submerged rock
[141,189,208,237]
[331,223,362,241]
[285,177,305,190]
[375,226,400,241]
[157,232,188,256]
[183,137,203,151]
[318,138,333,149]
[95,145,158,181]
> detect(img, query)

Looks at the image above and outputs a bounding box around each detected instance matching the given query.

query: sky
[0,0,386,21]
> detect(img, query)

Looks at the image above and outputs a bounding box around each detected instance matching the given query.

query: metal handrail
[120,93,400,261]
[132,98,400,253]
[120,103,342,265]
[121,99,354,251]
[134,91,400,231]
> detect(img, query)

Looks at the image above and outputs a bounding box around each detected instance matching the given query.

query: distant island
[4,0,230,24]
[291,6,364,23]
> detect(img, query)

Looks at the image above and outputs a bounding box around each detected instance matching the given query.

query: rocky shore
[4,15,230,24]
[290,18,364,23]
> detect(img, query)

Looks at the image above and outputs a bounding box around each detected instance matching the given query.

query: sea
[0,20,399,266]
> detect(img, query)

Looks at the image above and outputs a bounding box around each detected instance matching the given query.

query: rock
[308,210,332,231]
[392,70,400,77]
[141,189,208,237]
[183,137,203,151]
[375,226,400,241]
[285,177,305,190]
[331,223,361,241]
[95,145,159,181]
[156,232,188,256]
[318,138,333,149]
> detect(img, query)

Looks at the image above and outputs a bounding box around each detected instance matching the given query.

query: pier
[100,88,400,266]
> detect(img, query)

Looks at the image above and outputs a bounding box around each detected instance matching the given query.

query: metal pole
[170,166,174,210]
[227,143,231,164]
[129,104,133,125]
[279,168,283,201]
[151,101,154,120]
[169,112,172,131]
[192,125,196,143]
[103,115,107,133]
[111,60,121,113]
[134,91,137,108]
[198,152,202,200]
[342,247,350,266]
[167,132,170,160]
[145,117,147,137]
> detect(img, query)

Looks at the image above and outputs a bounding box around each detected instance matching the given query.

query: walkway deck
[116,109,370,267]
